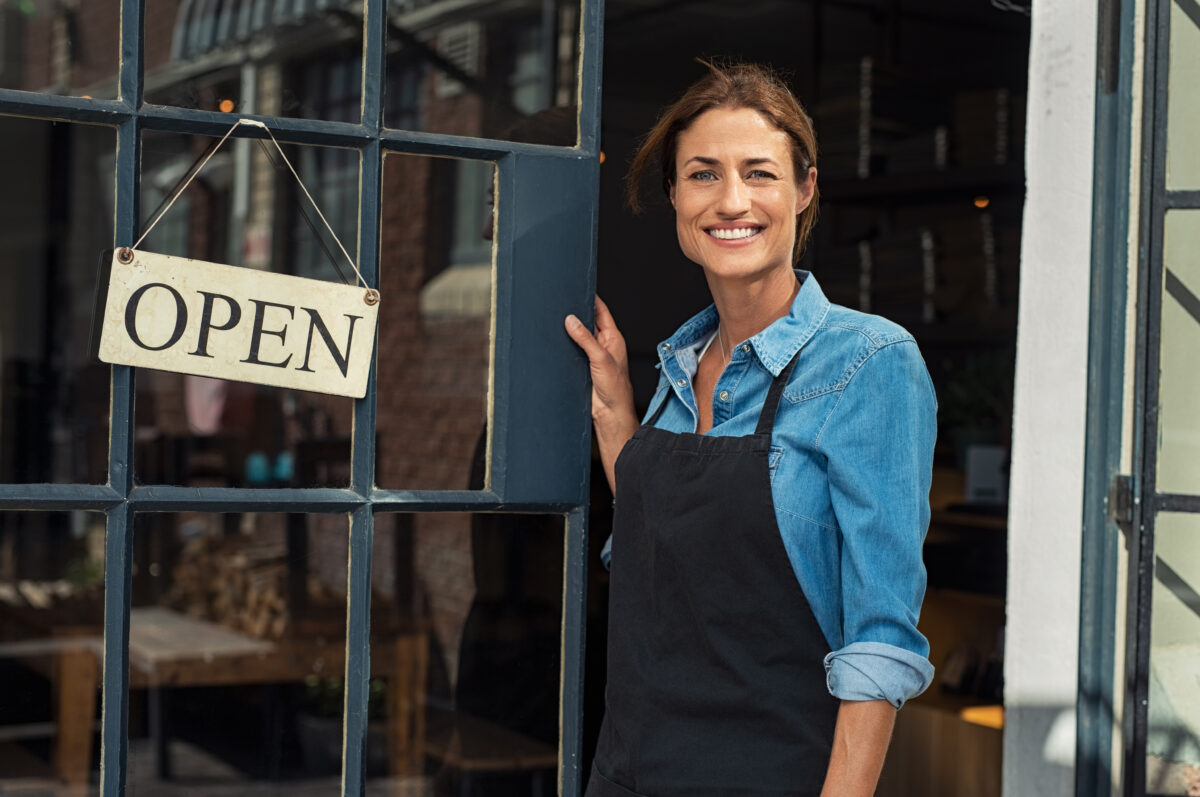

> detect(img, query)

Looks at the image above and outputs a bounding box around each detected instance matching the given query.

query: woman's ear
[668,181,676,208]
[795,166,817,214]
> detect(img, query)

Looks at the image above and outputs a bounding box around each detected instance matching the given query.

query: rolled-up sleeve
[817,339,937,708]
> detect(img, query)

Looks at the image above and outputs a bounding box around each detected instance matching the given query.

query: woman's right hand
[565,296,639,493]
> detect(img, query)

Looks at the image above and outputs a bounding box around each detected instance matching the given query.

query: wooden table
[47,608,428,785]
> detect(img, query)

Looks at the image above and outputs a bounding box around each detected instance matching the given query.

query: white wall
[1004,0,1099,793]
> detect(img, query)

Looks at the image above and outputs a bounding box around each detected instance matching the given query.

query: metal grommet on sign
[117,247,134,264]
[364,288,380,306]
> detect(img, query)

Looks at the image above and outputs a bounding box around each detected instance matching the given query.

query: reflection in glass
[376,154,495,490]
[368,512,564,793]
[0,0,118,99]
[144,2,362,123]
[385,1,579,145]
[128,513,348,790]
[1156,211,1200,495]
[0,511,104,793]
[1146,512,1200,795]
[0,117,113,484]
[1167,0,1200,188]
[134,132,360,487]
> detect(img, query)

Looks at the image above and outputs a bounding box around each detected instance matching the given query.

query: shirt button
[661,343,672,352]
[676,378,686,387]
[719,390,730,402]
[741,343,751,353]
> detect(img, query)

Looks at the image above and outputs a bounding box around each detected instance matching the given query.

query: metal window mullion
[576,0,605,155]
[559,505,589,796]
[119,0,144,107]
[1163,189,1200,207]
[139,103,372,146]
[127,486,365,512]
[98,95,143,797]
[1150,492,1200,513]
[361,0,384,132]
[351,140,381,496]
[370,489,577,513]
[111,115,139,496]
[341,504,374,796]
[1124,0,1172,793]
[379,128,591,160]
[0,484,122,509]
[0,90,128,123]
[100,502,135,796]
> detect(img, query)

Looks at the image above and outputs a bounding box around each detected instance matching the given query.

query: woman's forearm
[593,408,639,492]
[820,699,896,796]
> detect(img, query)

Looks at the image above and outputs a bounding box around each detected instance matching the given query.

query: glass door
[1125,1,1200,794]
[0,0,604,793]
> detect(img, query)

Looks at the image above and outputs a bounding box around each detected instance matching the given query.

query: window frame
[0,0,604,793]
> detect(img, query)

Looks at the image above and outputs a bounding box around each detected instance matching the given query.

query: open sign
[93,248,379,398]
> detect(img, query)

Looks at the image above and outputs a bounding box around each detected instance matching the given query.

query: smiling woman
[669,107,816,317]
[566,62,937,797]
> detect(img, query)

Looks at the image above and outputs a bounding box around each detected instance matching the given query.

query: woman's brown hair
[626,60,819,263]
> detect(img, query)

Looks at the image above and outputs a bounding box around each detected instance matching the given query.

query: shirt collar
[656,270,831,377]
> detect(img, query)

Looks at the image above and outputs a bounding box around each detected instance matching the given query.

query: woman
[565,62,936,796]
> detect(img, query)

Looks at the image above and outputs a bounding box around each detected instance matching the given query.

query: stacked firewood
[166,534,293,639]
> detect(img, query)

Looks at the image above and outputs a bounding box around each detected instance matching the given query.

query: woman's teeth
[708,227,760,240]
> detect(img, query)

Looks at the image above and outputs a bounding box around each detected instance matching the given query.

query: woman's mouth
[707,226,762,241]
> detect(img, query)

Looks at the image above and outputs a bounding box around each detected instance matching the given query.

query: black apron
[587,353,839,797]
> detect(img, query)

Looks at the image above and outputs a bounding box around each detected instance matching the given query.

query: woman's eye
[747,169,776,180]
[689,170,717,181]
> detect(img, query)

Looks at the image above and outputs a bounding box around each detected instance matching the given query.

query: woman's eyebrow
[683,156,780,167]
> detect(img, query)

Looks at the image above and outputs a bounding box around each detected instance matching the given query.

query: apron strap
[644,346,801,434]
[754,351,801,436]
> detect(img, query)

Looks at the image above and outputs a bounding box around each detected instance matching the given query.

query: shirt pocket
[769,444,785,484]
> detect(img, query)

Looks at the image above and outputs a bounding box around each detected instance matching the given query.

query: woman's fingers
[594,295,616,332]
[564,314,610,364]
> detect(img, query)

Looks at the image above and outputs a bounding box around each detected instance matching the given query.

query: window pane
[1166,0,1200,189]
[0,511,104,793]
[367,512,564,792]
[0,117,113,485]
[385,1,580,145]
[133,131,359,487]
[1,0,118,99]
[1146,512,1200,794]
[144,3,362,122]
[1156,210,1200,495]
[376,154,494,490]
[128,512,348,791]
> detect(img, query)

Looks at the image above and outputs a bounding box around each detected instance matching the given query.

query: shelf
[821,163,1025,203]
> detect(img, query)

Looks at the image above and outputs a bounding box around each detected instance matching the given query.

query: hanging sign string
[132,118,376,302]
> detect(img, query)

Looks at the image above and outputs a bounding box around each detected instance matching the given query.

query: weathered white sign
[95,248,379,398]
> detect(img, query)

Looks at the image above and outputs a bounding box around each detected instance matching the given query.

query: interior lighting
[974,196,990,209]
[219,99,235,113]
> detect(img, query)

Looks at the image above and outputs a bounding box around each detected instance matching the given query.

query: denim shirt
[606,271,936,709]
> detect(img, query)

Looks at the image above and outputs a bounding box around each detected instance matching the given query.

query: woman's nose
[716,177,751,215]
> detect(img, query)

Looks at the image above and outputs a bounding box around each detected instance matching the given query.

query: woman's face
[669,106,815,284]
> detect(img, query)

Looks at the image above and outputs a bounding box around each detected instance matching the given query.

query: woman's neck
[706,266,800,346]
